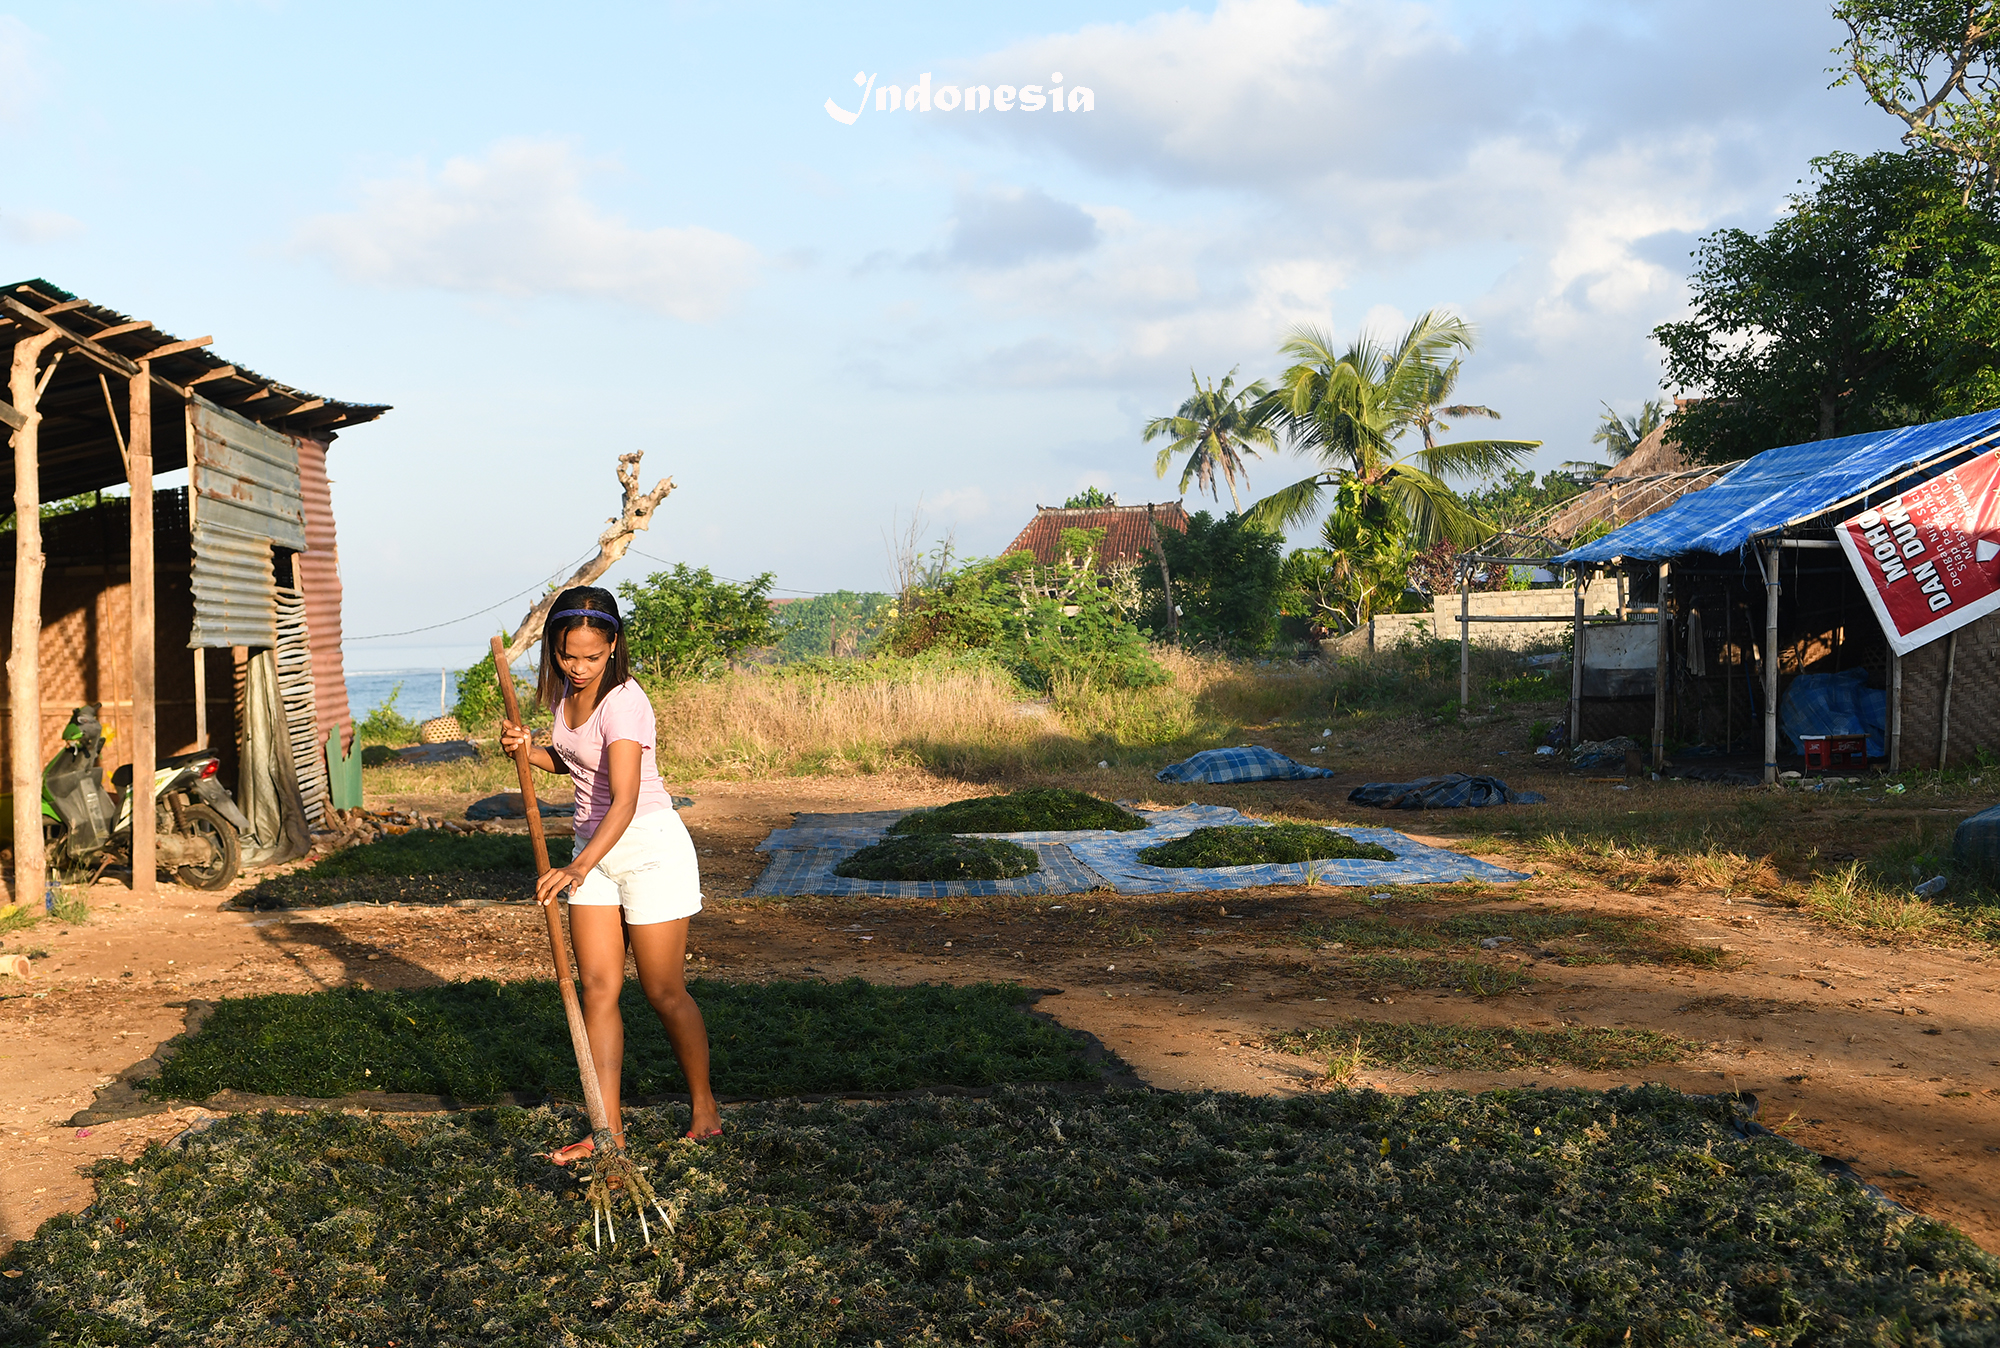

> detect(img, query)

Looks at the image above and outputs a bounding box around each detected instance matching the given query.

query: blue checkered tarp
[1347,774,1545,809]
[1777,668,1887,758]
[746,805,1525,897]
[1156,747,1334,784]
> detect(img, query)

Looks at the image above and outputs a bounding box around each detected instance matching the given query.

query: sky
[0,0,1903,672]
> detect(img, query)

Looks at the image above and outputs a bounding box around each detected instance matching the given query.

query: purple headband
[549,607,621,630]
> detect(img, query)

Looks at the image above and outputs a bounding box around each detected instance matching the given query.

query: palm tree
[1143,368,1278,513]
[1590,398,1668,459]
[1247,310,1540,546]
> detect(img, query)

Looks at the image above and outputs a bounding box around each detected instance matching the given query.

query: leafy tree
[1248,311,1539,546]
[617,564,776,682]
[1142,510,1286,651]
[1143,368,1278,512]
[770,591,892,662]
[1653,151,2000,462]
[1061,487,1117,508]
[1835,1,2000,198]
[1589,399,1668,459]
[887,550,1165,690]
[1460,468,1588,534]
[1278,481,1413,635]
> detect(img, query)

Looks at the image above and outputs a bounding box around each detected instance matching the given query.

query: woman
[499,585,722,1151]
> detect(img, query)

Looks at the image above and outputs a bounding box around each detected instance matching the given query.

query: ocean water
[346,669,462,725]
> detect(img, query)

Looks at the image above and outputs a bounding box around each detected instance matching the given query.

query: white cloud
[1,209,83,245]
[296,138,761,320]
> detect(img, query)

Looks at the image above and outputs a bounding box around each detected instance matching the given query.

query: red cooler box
[1800,734,1868,769]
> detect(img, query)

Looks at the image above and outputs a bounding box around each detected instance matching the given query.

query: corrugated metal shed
[294,438,354,752]
[1555,408,2000,565]
[188,397,307,549]
[1005,502,1190,569]
[189,523,277,648]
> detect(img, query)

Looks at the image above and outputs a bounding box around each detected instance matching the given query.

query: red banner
[1838,448,2000,656]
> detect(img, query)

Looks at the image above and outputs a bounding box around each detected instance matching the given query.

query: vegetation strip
[889,787,1146,835]
[1139,822,1396,867]
[1297,905,1728,967]
[303,831,576,877]
[1271,1020,1693,1075]
[145,979,1093,1103]
[6,1086,1994,1344]
[834,835,1041,882]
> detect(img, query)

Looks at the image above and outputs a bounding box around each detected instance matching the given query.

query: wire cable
[345,549,597,641]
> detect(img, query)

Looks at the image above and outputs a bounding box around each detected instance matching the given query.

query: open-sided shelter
[1,279,387,901]
[1553,408,2000,783]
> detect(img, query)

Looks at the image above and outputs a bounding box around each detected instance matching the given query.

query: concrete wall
[1431,578,1620,651]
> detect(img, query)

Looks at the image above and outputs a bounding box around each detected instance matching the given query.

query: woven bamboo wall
[1896,611,2000,769]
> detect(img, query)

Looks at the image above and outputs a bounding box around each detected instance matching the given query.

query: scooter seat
[109,750,217,792]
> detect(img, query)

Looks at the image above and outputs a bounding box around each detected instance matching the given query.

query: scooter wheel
[174,804,241,890]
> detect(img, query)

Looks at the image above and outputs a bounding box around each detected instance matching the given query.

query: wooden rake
[491,637,671,1250]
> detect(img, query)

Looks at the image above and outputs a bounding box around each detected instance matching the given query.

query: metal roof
[1553,407,2000,566]
[1005,502,1190,569]
[0,278,390,502]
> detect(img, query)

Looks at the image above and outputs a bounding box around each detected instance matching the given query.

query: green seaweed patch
[233,833,580,910]
[7,1086,1997,1344]
[835,835,1041,881]
[146,978,1093,1102]
[307,830,575,877]
[1272,1020,1693,1073]
[1139,823,1396,868]
[888,787,1144,835]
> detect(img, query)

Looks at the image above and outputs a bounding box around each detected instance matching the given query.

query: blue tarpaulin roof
[1554,408,2000,566]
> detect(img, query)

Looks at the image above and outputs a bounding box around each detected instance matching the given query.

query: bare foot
[684,1109,724,1142]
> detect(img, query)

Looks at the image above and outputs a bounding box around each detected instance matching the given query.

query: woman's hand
[499,719,533,757]
[536,862,587,908]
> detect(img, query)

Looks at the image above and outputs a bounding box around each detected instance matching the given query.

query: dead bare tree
[501,452,674,668]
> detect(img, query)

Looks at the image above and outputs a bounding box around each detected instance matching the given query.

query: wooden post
[1652,561,1670,772]
[1937,631,1958,772]
[127,363,154,895]
[1146,504,1177,641]
[1458,562,1471,710]
[1888,649,1901,773]
[1569,569,1585,745]
[193,650,207,750]
[1762,544,1780,785]
[7,329,59,905]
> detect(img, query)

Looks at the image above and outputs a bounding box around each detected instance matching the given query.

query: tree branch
[502,452,675,668]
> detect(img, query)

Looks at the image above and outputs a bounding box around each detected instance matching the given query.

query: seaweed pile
[834,835,1041,881]
[6,1086,1995,1344]
[233,833,577,911]
[1139,823,1397,868]
[888,788,1145,835]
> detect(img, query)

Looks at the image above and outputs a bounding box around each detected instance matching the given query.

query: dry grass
[1790,862,1970,943]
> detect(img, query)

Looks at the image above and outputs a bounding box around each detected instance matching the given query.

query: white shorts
[567,809,703,925]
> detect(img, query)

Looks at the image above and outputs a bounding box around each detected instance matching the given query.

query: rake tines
[580,1129,675,1251]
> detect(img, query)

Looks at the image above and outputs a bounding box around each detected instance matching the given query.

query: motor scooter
[41,704,252,890]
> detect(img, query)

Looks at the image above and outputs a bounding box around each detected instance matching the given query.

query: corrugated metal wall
[294,437,354,753]
[187,396,305,648]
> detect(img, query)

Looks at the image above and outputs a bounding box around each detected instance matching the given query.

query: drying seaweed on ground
[232,835,580,910]
[306,831,576,877]
[1293,904,1729,968]
[1271,1020,1693,1074]
[888,788,1145,835]
[145,978,1094,1102]
[1139,823,1396,868]
[5,1086,1996,1345]
[834,835,1041,882]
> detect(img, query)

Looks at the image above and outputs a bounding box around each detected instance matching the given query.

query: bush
[355,684,421,745]
[770,590,892,662]
[889,788,1144,835]
[834,835,1042,881]
[1144,510,1285,651]
[1138,824,1396,867]
[619,563,775,681]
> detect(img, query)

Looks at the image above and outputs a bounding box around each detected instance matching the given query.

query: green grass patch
[1349,955,1534,996]
[887,787,1144,835]
[1138,823,1396,868]
[146,979,1092,1103]
[1271,1020,1693,1074]
[1298,905,1727,967]
[8,1086,1997,1344]
[304,830,575,877]
[834,835,1040,881]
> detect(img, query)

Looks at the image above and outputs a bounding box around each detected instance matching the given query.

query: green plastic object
[327,725,362,811]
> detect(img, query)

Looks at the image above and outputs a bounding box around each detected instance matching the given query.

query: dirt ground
[3,767,1998,1257]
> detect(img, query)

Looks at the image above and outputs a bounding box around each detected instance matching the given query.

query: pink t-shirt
[550,679,673,841]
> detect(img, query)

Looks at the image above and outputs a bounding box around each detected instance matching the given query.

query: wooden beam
[187,365,236,386]
[0,297,139,377]
[276,397,325,417]
[89,320,153,341]
[239,387,273,403]
[8,327,60,907]
[127,362,155,897]
[141,336,212,361]
[33,298,90,315]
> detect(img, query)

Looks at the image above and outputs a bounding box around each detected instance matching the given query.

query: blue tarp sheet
[1347,774,1545,809]
[1555,408,2000,565]
[747,806,1526,897]
[1778,668,1887,759]
[1156,746,1334,783]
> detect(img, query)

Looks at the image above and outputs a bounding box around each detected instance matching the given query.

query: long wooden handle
[493,636,613,1134]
